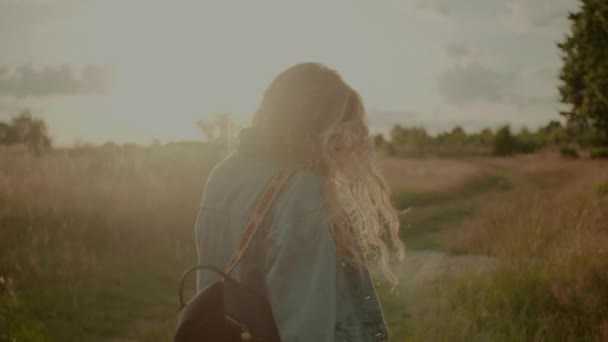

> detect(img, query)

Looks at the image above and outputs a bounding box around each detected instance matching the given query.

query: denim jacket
[195,132,390,342]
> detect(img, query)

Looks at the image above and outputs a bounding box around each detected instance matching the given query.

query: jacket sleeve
[264,172,337,342]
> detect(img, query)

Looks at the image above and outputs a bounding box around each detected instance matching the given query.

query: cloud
[438,63,512,105]
[501,0,577,33]
[0,64,111,98]
[437,63,557,108]
[416,0,577,32]
[446,43,472,57]
[416,0,450,16]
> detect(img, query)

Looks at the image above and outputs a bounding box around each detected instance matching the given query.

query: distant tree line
[2,109,604,159]
[375,120,604,157]
[0,110,52,154]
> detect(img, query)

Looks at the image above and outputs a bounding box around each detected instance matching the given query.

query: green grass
[590,146,608,159]
[394,172,512,250]
[376,285,411,340]
[387,163,608,341]
[400,207,474,250]
[379,257,608,341]
[394,173,512,209]
[597,180,608,197]
[0,196,193,342]
[406,262,608,341]
[373,170,516,340]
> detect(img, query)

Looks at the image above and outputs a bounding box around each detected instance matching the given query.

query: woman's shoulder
[277,168,327,216]
[204,153,327,215]
[287,168,324,191]
[268,168,332,245]
[204,152,272,189]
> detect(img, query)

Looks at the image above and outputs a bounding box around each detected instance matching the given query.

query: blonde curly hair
[251,62,405,286]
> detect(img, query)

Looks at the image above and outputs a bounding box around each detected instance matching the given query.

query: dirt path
[397,250,496,287]
[383,158,512,328]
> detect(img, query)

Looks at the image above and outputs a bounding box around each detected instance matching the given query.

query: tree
[0,121,9,144]
[437,126,468,145]
[558,0,608,143]
[6,110,52,154]
[196,113,239,143]
[196,120,216,142]
[374,134,386,147]
[538,120,568,145]
[516,126,540,153]
[478,128,495,146]
[493,125,519,156]
[214,113,231,141]
[390,125,431,146]
[390,125,407,145]
[373,134,396,155]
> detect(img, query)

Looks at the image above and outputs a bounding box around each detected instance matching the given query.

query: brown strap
[224,169,296,274]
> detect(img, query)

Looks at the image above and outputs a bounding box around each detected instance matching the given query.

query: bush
[560,145,580,159]
[590,147,608,159]
[492,125,518,156]
[517,140,541,154]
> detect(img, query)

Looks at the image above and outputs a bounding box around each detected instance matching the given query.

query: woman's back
[195,148,284,292]
[195,145,348,340]
[196,151,389,341]
[195,143,328,294]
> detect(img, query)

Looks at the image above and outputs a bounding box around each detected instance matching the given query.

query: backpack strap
[224,169,296,275]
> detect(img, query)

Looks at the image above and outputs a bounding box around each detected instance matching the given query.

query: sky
[0,0,580,146]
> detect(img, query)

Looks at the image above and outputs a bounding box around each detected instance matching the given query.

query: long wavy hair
[250,62,405,285]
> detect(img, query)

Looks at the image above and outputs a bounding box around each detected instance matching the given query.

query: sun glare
[57,1,283,143]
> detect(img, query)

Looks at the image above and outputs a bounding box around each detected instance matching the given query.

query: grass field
[1,146,607,341]
[382,154,608,341]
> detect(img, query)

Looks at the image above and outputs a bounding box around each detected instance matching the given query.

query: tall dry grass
[0,144,222,340]
[0,144,220,262]
[3,145,607,340]
[1,146,489,340]
[425,161,608,341]
[444,160,608,257]
[380,157,485,193]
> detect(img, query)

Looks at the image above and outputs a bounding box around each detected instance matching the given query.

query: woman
[195,62,405,341]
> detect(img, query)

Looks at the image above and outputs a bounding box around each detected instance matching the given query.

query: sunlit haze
[0,0,578,145]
